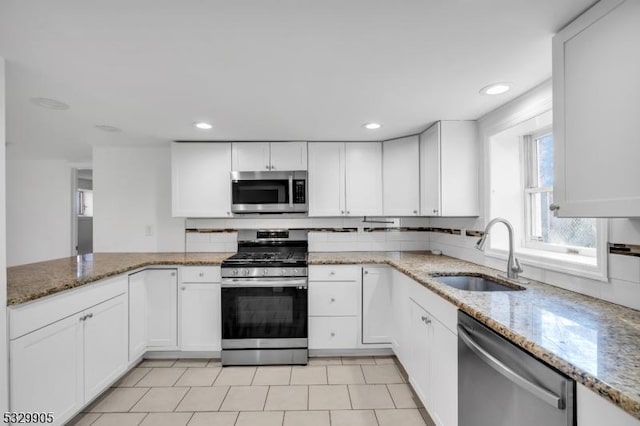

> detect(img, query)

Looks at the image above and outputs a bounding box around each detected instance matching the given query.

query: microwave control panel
[294,180,306,203]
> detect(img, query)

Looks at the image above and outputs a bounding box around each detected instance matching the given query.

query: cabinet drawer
[309,265,361,282]
[309,282,358,316]
[181,266,221,283]
[309,316,358,349]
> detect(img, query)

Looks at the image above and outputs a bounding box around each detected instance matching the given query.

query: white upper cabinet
[384,135,420,216]
[420,121,479,217]
[232,141,307,171]
[270,141,308,170]
[308,142,346,216]
[345,142,383,216]
[553,0,640,217]
[232,142,270,171]
[171,142,232,217]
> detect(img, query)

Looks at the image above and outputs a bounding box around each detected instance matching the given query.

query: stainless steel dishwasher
[458,311,575,426]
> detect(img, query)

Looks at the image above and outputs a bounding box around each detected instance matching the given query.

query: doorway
[73,168,93,255]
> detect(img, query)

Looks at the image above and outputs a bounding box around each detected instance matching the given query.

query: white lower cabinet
[179,266,222,352]
[309,316,359,349]
[128,271,147,361]
[145,269,178,350]
[83,294,128,401]
[10,313,84,425]
[308,265,361,350]
[9,277,128,426]
[362,266,392,344]
[577,383,640,426]
[408,299,432,405]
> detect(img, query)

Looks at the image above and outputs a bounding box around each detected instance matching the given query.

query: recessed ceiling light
[94,124,122,132]
[194,121,213,130]
[479,83,512,95]
[362,122,382,130]
[30,97,70,110]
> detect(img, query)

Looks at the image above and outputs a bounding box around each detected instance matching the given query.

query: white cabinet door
[345,142,383,216]
[10,313,84,426]
[270,141,307,171]
[383,136,420,216]
[232,142,270,171]
[420,123,441,216]
[180,283,221,351]
[577,383,640,426]
[553,0,640,217]
[430,317,458,426]
[362,267,392,344]
[146,269,178,349]
[171,142,232,217]
[408,299,431,407]
[128,271,147,362]
[308,142,346,216]
[390,271,411,368]
[83,294,128,402]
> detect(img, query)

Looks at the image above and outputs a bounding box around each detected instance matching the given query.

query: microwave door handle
[288,175,294,207]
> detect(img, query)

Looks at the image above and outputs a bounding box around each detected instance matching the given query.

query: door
[383,136,420,216]
[232,142,270,171]
[270,141,307,170]
[345,142,383,216]
[409,299,431,407]
[221,285,307,341]
[420,123,441,216]
[128,271,147,361]
[84,294,128,401]
[553,0,640,217]
[10,313,84,426]
[180,283,221,351]
[146,269,178,349]
[308,142,345,216]
[171,142,232,217]
[362,267,392,344]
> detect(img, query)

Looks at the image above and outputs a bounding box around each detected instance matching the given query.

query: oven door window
[232,180,289,205]
[222,287,307,339]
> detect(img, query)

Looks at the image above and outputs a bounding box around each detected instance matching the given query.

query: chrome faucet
[475,217,523,280]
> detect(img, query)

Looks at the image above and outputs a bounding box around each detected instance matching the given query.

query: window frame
[522,128,597,258]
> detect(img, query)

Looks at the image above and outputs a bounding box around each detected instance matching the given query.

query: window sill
[485,246,608,282]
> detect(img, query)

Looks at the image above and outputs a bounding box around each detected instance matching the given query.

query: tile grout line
[172,367,189,387]
[127,387,152,412]
[172,385,192,412]
[219,384,233,412]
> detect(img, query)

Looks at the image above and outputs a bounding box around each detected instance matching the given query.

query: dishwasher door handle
[458,324,564,409]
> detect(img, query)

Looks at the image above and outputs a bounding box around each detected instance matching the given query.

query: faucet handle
[512,257,523,274]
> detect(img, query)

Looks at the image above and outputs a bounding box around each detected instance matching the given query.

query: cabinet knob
[364,270,369,275]
[266,165,270,169]
[549,204,560,211]
[329,271,335,275]
[421,316,431,324]
[433,209,439,214]
[330,297,336,302]
[341,210,345,215]
[181,286,186,291]
[330,332,336,337]
[346,211,350,215]
[271,165,276,170]
[413,210,418,214]
[199,272,204,277]
[79,315,86,322]
[86,313,93,319]
[227,211,231,216]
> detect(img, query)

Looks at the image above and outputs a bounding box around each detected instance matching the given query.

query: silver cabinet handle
[421,316,431,324]
[171,271,176,277]
[346,211,350,215]
[266,165,270,170]
[364,270,369,275]
[413,210,418,214]
[79,315,86,322]
[433,209,438,214]
[272,165,276,170]
[86,313,93,319]
[458,325,563,409]
[199,272,204,277]
[549,204,560,211]
[329,271,335,275]
[341,210,345,215]
[181,286,186,290]
[330,332,336,337]
[330,298,336,302]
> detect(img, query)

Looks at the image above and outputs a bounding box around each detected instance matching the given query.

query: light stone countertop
[7,250,640,420]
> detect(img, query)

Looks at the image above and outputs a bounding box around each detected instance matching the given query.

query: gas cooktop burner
[224,252,307,263]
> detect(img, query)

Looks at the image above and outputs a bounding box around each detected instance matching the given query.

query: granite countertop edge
[7,251,640,420]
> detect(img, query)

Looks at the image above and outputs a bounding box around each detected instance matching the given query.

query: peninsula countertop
[7,250,640,420]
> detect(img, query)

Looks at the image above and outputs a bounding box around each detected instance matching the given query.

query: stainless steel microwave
[230,170,308,214]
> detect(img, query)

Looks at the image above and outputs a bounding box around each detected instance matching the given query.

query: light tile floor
[69,356,430,426]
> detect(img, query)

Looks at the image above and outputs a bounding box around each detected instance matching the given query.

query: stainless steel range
[220,229,308,366]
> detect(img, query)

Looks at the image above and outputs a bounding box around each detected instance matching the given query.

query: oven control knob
[232,269,238,276]
[242,269,249,276]
[263,268,268,276]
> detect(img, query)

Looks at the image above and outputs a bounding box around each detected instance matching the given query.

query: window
[523,130,597,257]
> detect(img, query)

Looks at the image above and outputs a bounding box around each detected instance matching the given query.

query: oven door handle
[288,175,294,207]
[221,278,308,288]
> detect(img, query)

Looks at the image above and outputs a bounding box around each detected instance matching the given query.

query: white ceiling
[0,0,596,162]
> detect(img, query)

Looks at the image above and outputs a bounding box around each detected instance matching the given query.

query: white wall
[1,56,9,411]
[6,157,72,266]
[93,144,185,252]
[429,80,640,311]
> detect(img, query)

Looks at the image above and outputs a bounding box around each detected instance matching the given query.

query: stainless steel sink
[435,275,524,292]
